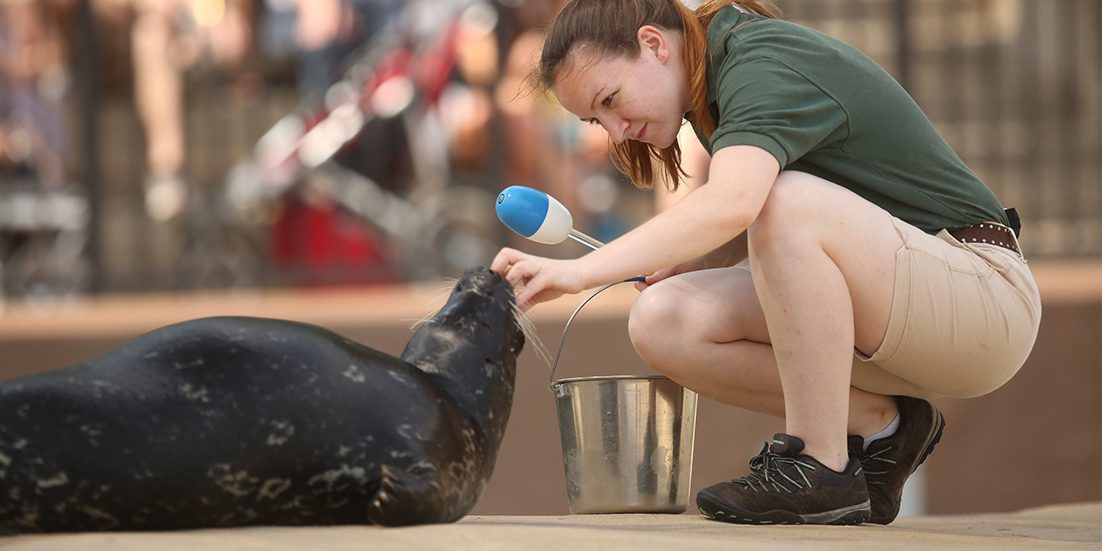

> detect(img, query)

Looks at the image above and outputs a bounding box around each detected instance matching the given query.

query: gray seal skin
[0,266,523,531]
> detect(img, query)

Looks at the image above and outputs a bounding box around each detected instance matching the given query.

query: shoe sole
[913,408,945,475]
[697,493,871,526]
[868,403,946,525]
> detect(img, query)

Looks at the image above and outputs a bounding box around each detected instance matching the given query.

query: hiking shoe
[697,433,871,525]
[861,396,946,524]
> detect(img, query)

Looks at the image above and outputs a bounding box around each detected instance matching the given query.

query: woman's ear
[637,25,670,63]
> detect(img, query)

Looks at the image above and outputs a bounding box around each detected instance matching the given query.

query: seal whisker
[406,313,436,332]
[512,304,550,368]
[407,280,460,331]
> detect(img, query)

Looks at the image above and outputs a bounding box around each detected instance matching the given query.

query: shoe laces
[735,443,818,493]
[860,446,898,485]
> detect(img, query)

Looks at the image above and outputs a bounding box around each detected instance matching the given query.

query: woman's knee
[628,282,690,361]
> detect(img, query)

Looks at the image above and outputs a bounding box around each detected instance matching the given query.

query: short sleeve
[709,57,849,167]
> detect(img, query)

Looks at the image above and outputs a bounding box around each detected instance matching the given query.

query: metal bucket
[548,280,698,514]
[553,374,697,513]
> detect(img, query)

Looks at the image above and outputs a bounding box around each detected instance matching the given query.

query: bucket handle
[548,276,646,391]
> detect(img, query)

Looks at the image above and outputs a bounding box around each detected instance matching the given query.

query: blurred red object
[271,197,398,286]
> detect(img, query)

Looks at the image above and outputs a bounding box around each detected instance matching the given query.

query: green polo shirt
[692,7,1008,232]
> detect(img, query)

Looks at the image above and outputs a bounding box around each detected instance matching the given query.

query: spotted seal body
[0,266,523,531]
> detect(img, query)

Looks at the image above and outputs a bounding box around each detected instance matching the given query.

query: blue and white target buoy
[495,186,604,250]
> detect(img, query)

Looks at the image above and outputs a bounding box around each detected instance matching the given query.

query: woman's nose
[602,115,629,144]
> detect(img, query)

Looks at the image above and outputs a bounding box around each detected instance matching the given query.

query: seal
[0,266,524,531]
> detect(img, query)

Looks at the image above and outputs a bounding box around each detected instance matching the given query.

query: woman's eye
[602,93,616,107]
[585,119,599,126]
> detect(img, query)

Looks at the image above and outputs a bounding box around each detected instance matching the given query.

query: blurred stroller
[180,0,509,288]
[0,1,91,305]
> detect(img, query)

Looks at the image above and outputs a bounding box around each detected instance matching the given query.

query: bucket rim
[551,374,672,386]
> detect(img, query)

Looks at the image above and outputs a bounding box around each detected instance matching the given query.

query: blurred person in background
[258,0,400,97]
[0,0,72,190]
[105,0,254,222]
[0,1,95,301]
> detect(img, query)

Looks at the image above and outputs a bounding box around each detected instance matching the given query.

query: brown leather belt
[948,222,1020,254]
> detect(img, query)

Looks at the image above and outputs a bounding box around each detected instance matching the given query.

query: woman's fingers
[490,247,523,275]
[493,249,540,291]
[519,278,564,311]
[646,267,673,285]
[491,248,579,311]
[634,271,659,291]
[491,249,542,311]
[518,262,561,309]
[515,282,541,312]
[506,260,540,290]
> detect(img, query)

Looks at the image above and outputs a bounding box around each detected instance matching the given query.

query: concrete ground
[2,502,1099,550]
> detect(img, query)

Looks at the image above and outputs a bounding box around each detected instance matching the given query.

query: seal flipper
[367,463,452,526]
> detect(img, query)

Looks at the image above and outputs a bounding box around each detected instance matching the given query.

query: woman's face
[551,26,688,149]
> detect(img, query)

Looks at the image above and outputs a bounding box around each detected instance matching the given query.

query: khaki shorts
[851,217,1042,399]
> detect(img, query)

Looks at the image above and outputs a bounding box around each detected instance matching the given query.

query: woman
[490,0,1041,525]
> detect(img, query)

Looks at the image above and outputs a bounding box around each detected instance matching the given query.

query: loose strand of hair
[687,0,780,139]
[610,0,778,192]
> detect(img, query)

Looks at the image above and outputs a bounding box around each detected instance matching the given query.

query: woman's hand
[636,233,749,290]
[491,248,587,312]
[634,257,707,291]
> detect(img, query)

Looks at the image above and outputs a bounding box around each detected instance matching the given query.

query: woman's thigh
[635,263,770,347]
[749,171,905,357]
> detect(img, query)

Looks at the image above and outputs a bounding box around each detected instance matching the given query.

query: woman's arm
[576,145,777,281]
[493,145,779,308]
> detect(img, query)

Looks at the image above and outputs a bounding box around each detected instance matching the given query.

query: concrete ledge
[0,261,1097,340]
[3,502,1099,550]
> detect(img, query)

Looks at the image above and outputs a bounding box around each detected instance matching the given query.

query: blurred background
[0,0,1095,295]
[0,0,1098,518]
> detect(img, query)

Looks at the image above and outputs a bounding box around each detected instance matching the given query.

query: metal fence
[1,0,1098,298]
[784,0,1100,259]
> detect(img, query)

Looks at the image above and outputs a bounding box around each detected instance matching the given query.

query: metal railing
[2,0,1097,298]
[784,0,1100,259]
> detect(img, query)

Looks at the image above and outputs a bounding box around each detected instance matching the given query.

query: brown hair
[538,0,778,190]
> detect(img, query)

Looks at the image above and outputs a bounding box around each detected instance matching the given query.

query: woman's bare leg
[629,171,905,471]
